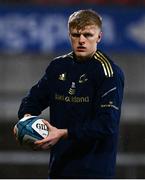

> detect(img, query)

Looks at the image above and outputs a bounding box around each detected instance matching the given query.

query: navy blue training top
[18,50,124,179]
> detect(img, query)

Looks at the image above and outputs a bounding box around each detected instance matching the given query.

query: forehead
[70,25,100,33]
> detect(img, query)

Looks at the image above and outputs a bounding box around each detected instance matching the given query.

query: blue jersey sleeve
[67,69,124,143]
[18,62,53,119]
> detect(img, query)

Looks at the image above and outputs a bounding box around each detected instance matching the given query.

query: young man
[16,9,124,178]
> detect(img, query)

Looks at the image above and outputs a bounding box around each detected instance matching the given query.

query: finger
[34,140,44,145]
[42,120,52,129]
[34,138,51,145]
[40,143,53,150]
[32,145,43,151]
[13,126,17,137]
[13,127,19,142]
[32,144,42,150]
[33,142,52,150]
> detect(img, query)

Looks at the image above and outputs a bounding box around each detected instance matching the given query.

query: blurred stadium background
[0,0,145,178]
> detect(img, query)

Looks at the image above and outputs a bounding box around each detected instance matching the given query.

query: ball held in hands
[14,116,49,146]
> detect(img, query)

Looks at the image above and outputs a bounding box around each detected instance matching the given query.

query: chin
[75,51,87,57]
[75,52,92,60]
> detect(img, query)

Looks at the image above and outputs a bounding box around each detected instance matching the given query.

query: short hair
[68,9,102,30]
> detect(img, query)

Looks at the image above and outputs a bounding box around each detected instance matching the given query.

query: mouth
[76,46,86,52]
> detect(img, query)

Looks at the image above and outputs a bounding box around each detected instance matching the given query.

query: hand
[13,114,32,143]
[13,125,18,142]
[34,120,68,150]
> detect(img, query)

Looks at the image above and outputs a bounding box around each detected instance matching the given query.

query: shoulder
[93,50,124,80]
[45,52,73,73]
[52,52,73,65]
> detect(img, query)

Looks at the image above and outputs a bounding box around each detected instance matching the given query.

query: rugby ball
[14,116,49,145]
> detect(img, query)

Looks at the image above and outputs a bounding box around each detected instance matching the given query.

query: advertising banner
[0,6,144,53]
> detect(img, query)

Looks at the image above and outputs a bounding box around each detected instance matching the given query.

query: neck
[74,51,96,62]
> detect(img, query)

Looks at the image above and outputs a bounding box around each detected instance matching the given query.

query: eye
[83,33,93,38]
[71,33,80,37]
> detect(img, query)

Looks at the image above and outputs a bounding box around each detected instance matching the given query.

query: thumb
[42,119,52,129]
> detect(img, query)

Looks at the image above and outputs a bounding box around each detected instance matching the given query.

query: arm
[67,70,124,143]
[35,69,124,149]
[18,63,53,119]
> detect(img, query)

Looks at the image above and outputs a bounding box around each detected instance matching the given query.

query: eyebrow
[71,32,94,37]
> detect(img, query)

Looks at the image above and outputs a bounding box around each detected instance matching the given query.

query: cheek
[88,39,97,48]
[71,39,78,47]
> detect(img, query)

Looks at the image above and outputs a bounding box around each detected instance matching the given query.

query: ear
[97,31,102,43]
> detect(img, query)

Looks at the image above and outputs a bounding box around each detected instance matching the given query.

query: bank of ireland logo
[68,82,76,95]
[79,74,88,83]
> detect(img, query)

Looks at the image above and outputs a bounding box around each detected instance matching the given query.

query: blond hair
[68,9,102,30]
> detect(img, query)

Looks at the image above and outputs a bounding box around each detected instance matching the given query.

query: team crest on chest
[79,74,88,83]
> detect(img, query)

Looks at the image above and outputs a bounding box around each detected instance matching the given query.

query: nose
[79,34,85,45]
